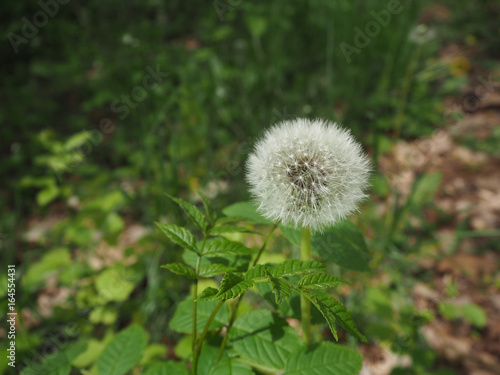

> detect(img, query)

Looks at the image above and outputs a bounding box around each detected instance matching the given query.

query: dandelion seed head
[246,118,371,232]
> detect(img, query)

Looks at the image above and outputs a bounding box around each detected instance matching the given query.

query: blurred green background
[1,0,500,374]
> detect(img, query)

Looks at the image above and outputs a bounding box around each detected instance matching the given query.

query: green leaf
[21,341,87,375]
[95,264,139,302]
[37,183,59,206]
[312,221,370,272]
[409,172,442,207]
[461,303,487,328]
[300,290,367,342]
[298,273,346,289]
[285,342,363,375]
[222,201,272,224]
[169,297,229,333]
[96,324,148,375]
[161,263,196,279]
[198,192,217,224]
[246,264,273,280]
[143,361,189,375]
[22,247,72,292]
[215,216,250,225]
[168,195,208,232]
[196,287,219,301]
[199,264,236,278]
[210,225,259,236]
[265,270,292,304]
[271,259,325,277]
[230,310,302,372]
[202,238,253,257]
[208,358,254,375]
[214,272,254,300]
[156,223,198,253]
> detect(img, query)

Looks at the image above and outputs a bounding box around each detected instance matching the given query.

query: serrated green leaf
[156,223,198,253]
[196,287,219,301]
[271,259,325,277]
[210,225,259,236]
[222,201,272,224]
[143,361,188,375]
[96,324,148,375]
[169,297,229,334]
[208,358,254,375]
[298,273,346,289]
[202,238,253,257]
[246,264,274,280]
[300,290,367,342]
[230,310,302,372]
[199,264,236,278]
[168,195,208,232]
[198,192,217,224]
[214,272,253,300]
[312,221,370,272]
[285,342,363,375]
[265,270,292,304]
[161,263,196,279]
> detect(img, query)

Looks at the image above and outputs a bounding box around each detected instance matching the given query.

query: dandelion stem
[300,226,312,344]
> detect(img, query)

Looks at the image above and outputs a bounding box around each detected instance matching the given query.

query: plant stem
[300,226,311,344]
[216,224,278,363]
[192,299,224,375]
[192,238,206,353]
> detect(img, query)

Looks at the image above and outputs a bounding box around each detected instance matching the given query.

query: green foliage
[298,273,347,289]
[199,264,236,278]
[285,342,363,375]
[168,195,209,233]
[230,310,303,372]
[162,263,197,279]
[222,201,272,224]
[208,358,254,375]
[156,223,199,253]
[212,272,254,300]
[300,289,367,342]
[169,297,229,334]
[96,325,148,375]
[21,342,87,375]
[438,302,487,328]
[201,238,254,257]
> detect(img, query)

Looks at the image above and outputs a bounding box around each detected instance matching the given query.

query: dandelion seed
[246,118,370,232]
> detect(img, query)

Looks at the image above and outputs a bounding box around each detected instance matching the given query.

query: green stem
[300,227,311,344]
[192,238,207,353]
[216,224,278,363]
[394,44,422,138]
[192,300,224,375]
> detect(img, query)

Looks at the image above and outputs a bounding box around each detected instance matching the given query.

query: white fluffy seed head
[246,118,371,232]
